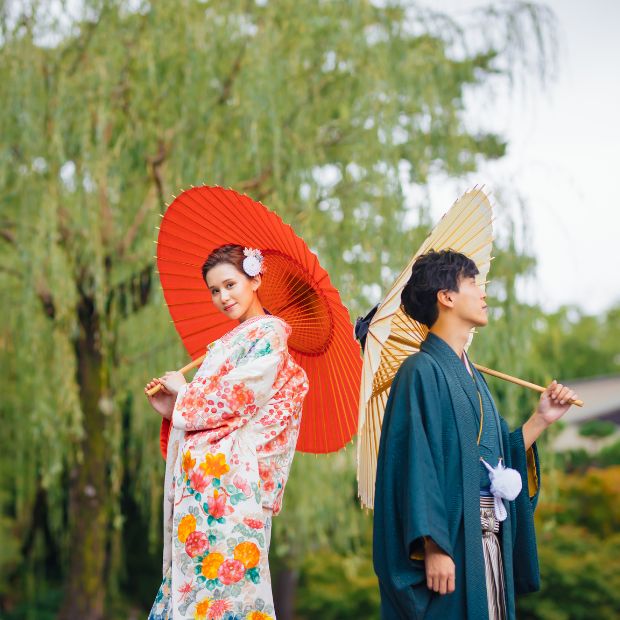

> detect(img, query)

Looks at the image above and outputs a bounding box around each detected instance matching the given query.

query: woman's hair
[201,244,249,282]
[401,249,479,327]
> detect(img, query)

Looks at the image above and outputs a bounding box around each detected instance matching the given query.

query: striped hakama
[480,495,506,620]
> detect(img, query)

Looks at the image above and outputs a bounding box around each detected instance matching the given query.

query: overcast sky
[419,0,619,315]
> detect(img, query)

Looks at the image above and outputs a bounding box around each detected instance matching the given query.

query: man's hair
[401,249,479,327]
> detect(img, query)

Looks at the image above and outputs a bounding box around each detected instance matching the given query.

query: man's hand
[424,538,455,595]
[523,380,579,450]
[535,380,578,425]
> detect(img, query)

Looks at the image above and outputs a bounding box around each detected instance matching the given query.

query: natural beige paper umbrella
[355,186,582,509]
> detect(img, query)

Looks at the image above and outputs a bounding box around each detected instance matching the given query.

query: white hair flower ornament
[242,247,264,277]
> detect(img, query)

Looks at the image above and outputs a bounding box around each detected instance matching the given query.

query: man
[373,249,578,619]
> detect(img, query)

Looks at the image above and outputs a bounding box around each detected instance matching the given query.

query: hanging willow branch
[0,1,559,614]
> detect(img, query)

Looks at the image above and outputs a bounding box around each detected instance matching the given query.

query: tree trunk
[273,566,298,620]
[59,296,110,620]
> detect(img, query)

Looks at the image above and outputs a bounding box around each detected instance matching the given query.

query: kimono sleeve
[373,356,453,592]
[171,320,287,433]
[402,361,453,562]
[509,426,542,594]
[509,427,541,508]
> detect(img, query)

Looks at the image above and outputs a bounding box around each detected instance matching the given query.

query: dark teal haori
[373,333,541,619]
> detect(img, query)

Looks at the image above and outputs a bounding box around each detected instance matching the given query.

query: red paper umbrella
[155,185,362,453]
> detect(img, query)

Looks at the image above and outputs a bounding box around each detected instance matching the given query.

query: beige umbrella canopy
[356,186,584,509]
[356,186,494,509]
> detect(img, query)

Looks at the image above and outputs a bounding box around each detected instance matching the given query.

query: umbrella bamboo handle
[399,340,585,407]
[145,354,207,397]
[473,363,584,407]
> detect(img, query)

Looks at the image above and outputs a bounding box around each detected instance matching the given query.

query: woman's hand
[158,371,187,396]
[424,538,455,595]
[144,377,178,420]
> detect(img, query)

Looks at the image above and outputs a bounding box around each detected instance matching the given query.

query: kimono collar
[420,333,481,417]
[220,314,290,345]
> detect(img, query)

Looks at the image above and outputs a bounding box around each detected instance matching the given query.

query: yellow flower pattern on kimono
[178,514,197,543]
[201,453,230,478]
[201,553,225,580]
[247,612,274,620]
[194,597,211,619]
[183,451,196,474]
[149,316,308,620]
[234,542,260,569]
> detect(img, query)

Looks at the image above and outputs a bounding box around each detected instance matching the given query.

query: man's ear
[437,289,454,308]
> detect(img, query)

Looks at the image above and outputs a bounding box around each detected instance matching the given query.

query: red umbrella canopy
[156,185,362,453]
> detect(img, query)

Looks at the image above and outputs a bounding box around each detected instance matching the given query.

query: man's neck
[429,320,472,359]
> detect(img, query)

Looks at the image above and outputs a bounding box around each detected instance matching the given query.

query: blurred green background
[1,1,619,619]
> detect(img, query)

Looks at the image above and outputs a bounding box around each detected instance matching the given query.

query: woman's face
[205,262,261,322]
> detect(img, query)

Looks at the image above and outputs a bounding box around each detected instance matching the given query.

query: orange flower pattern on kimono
[149,316,308,620]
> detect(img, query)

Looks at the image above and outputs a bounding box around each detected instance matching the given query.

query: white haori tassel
[480,458,522,522]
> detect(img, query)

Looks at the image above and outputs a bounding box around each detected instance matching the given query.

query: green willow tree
[0,1,555,617]
[530,303,620,380]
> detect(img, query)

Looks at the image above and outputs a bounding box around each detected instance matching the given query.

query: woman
[145,244,308,620]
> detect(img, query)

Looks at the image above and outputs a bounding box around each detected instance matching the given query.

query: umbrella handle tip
[146,384,162,397]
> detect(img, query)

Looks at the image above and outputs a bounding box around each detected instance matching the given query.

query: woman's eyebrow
[210,278,236,289]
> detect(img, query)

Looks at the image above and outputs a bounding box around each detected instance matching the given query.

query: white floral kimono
[149,315,308,620]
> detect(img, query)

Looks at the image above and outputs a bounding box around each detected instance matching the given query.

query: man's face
[449,275,488,327]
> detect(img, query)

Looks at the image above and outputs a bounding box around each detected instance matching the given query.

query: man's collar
[421,332,480,416]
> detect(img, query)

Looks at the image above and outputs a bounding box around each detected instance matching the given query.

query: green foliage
[598,439,620,467]
[530,304,620,381]
[0,492,22,601]
[1,586,63,620]
[517,466,620,619]
[555,448,597,473]
[517,526,620,620]
[535,467,620,538]
[555,439,620,472]
[272,449,377,565]
[296,550,380,620]
[292,501,379,620]
[578,420,617,439]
